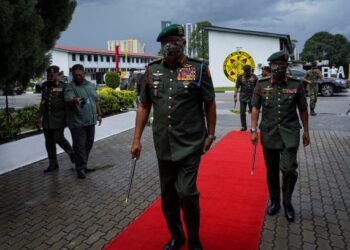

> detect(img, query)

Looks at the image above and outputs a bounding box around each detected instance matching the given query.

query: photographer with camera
[64,64,102,179]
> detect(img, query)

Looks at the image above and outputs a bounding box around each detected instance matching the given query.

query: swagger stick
[125,158,137,203]
[250,144,257,175]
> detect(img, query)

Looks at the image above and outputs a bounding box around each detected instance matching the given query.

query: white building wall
[51,50,69,76]
[208,31,281,87]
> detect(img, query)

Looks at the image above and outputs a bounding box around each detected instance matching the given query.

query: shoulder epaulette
[148,58,162,66]
[258,76,271,82]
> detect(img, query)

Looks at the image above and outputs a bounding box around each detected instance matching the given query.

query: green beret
[267,51,289,62]
[46,65,59,73]
[157,24,184,42]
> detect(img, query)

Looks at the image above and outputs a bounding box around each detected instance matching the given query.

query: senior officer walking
[37,65,74,173]
[131,24,216,250]
[250,51,310,222]
[234,65,258,131]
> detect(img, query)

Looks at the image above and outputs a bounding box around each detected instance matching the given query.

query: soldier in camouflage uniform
[37,65,74,173]
[304,61,323,116]
[234,65,258,130]
[131,24,216,250]
[250,51,310,222]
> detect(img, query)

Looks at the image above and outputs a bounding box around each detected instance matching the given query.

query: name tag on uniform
[263,87,273,94]
[282,88,297,94]
[177,67,196,81]
[52,88,63,92]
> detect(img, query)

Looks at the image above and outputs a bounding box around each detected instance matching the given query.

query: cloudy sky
[58,0,350,54]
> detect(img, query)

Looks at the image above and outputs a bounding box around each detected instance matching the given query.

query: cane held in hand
[251,144,257,175]
[125,158,137,203]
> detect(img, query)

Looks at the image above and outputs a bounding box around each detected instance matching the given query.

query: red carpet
[106,131,268,250]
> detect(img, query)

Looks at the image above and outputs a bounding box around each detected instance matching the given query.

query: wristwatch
[250,128,257,133]
[207,134,216,141]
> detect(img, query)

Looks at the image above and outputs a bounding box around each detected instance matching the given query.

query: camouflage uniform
[304,68,322,114]
[236,73,258,128]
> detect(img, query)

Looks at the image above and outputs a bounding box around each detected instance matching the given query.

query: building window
[91,74,96,80]
[127,57,130,63]
[131,57,135,63]
[112,57,115,62]
[80,54,84,61]
[101,55,104,62]
[72,53,76,61]
[94,55,98,62]
[106,56,110,62]
[87,55,92,61]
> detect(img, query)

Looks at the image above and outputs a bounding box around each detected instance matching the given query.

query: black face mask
[161,41,183,58]
[270,64,287,80]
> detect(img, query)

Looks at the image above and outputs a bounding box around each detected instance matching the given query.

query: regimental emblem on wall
[223,51,256,83]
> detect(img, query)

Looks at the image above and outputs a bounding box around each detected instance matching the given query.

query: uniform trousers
[43,128,73,167]
[307,83,318,110]
[70,125,95,171]
[240,101,252,128]
[263,147,298,206]
[158,153,202,242]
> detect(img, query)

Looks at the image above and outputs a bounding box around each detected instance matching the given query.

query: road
[0,93,41,108]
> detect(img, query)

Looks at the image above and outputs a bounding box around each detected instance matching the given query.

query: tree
[0,0,76,90]
[300,32,350,65]
[105,71,121,89]
[188,21,212,60]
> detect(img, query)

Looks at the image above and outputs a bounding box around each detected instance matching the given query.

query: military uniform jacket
[40,81,67,129]
[236,74,258,103]
[304,69,322,83]
[251,77,307,149]
[140,57,215,161]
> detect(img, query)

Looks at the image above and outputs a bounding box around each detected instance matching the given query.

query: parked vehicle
[289,68,348,97]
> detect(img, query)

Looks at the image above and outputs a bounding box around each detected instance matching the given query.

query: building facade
[51,45,159,84]
[204,26,293,87]
[107,39,145,53]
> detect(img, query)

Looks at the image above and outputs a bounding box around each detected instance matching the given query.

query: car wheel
[320,83,334,97]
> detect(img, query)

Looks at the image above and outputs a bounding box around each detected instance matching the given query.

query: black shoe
[240,127,247,131]
[77,170,86,179]
[69,153,75,164]
[44,165,59,173]
[84,167,96,173]
[284,203,295,222]
[267,201,281,215]
[310,110,317,116]
[163,237,185,250]
[188,240,203,250]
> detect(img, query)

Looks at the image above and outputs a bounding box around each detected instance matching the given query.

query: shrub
[97,88,136,115]
[105,71,120,89]
[15,105,39,129]
[0,110,20,143]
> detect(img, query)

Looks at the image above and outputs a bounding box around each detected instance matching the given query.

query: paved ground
[0,92,349,249]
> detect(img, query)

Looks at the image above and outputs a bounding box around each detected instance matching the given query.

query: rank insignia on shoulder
[177,67,196,81]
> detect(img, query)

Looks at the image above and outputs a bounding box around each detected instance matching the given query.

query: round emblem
[223,51,256,83]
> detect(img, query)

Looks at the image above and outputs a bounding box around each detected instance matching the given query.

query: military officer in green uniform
[234,65,258,131]
[304,61,323,116]
[250,51,310,222]
[37,65,74,173]
[131,24,216,250]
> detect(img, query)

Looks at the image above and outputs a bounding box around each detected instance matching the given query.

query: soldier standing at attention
[304,61,323,116]
[234,65,258,131]
[37,65,74,173]
[131,24,216,250]
[250,51,310,222]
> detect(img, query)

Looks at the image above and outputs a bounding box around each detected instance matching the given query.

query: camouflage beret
[46,65,59,73]
[157,24,184,42]
[267,51,289,62]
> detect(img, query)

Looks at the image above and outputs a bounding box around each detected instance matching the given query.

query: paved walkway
[1,111,350,249]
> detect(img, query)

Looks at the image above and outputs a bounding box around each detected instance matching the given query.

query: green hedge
[0,89,135,143]
[97,88,136,116]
